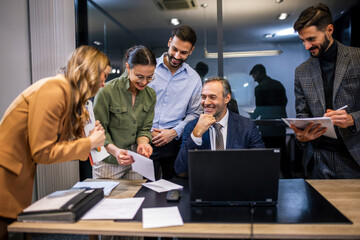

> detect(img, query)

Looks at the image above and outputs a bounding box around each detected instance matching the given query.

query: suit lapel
[202,131,211,149]
[226,112,235,149]
[309,57,326,112]
[333,42,350,104]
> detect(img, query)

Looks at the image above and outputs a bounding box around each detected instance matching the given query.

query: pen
[336,105,348,111]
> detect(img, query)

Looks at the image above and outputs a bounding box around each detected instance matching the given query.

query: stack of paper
[72,181,119,196]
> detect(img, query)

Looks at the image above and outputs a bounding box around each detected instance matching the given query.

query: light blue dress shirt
[148,53,202,138]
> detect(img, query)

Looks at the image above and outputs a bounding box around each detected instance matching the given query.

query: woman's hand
[88,122,105,149]
[115,149,134,166]
[137,143,153,158]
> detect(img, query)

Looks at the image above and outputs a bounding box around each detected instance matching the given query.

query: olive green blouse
[94,72,156,165]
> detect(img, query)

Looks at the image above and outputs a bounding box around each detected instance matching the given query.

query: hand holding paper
[129,150,155,181]
[84,101,109,164]
[282,117,337,142]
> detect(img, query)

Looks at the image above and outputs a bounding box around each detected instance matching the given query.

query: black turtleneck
[319,41,338,110]
[317,41,349,152]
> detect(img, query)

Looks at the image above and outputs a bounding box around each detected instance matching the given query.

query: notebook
[188,148,280,206]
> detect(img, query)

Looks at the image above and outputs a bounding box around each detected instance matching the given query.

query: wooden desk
[8,179,360,239]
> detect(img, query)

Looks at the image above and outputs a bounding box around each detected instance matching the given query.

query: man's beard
[167,53,187,68]
[310,35,330,58]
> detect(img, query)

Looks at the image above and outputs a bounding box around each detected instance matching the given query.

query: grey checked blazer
[294,41,360,167]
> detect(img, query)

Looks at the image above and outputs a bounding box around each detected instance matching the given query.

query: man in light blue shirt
[148,25,202,179]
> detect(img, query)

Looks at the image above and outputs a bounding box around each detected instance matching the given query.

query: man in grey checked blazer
[290,3,360,178]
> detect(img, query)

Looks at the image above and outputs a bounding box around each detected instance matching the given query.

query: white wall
[0,0,31,117]
[0,0,79,200]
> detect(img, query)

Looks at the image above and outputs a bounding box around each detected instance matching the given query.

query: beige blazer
[0,75,91,219]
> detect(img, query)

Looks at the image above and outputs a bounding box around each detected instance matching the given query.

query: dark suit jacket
[295,41,360,167]
[174,110,265,175]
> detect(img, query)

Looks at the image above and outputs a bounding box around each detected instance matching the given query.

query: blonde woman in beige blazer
[0,45,111,238]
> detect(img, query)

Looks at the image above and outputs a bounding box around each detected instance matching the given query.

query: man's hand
[137,143,153,158]
[290,123,327,142]
[192,114,216,138]
[324,109,354,128]
[152,129,178,147]
[115,149,134,166]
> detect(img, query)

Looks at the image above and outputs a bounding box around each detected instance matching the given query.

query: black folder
[18,188,104,222]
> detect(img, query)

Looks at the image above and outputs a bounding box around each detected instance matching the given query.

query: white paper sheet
[282,117,337,139]
[84,101,110,163]
[81,197,145,220]
[142,179,183,193]
[128,150,155,181]
[72,181,119,196]
[142,206,184,228]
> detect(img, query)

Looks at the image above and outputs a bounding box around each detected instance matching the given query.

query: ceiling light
[275,0,283,3]
[93,41,102,46]
[276,27,296,36]
[170,18,181,26]
[278,13,289,20]
[265,33,275,38]
[204,49,283,58]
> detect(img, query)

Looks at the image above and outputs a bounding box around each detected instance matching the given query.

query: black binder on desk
[18,188,103,223]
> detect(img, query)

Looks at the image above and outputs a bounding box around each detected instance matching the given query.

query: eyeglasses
[130,69,156,84]
[134,74,156,83]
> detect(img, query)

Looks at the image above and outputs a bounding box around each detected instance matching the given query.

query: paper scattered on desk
[129,150,155,181]
[142,206,183,228]
[72,181,119,196]
[142,179,183,193]
[82,197,145,220]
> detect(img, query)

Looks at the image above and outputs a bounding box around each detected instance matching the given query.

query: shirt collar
[157,52,188,74]
[122,70,131,90]
[213,109,229,129]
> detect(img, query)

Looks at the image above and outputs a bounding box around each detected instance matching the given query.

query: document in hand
[17,188,104,222]
[84,100,110,164]
[129,150,156,181]
[282,117,337,139]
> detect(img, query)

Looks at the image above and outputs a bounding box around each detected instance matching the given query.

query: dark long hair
[125,45,156,69]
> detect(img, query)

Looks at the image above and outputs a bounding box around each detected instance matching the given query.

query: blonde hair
[64,45,110,139]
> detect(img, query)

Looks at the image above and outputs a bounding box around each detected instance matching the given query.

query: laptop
[188,148,280,206]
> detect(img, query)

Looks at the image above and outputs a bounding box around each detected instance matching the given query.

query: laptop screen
[188,148,280,206]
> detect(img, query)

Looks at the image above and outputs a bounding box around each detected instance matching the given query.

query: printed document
[72,181,119,196]
[142,206,183,228]
[142,179,183,193]
[82,197,145,220]
[84,101,109,163]
[282,117,337,139]
[129,150,155,181]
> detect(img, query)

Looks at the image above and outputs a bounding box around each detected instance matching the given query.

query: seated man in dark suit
[175,77,265,177]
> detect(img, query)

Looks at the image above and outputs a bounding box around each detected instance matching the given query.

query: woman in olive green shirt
[93,46,157,179]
